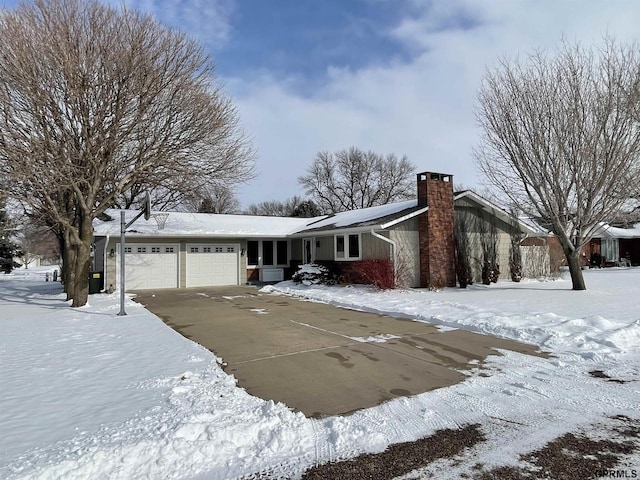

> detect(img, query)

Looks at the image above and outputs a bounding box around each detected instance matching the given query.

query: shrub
[292,264,336,286]
[340,259,395,290]
[481,262,500,285]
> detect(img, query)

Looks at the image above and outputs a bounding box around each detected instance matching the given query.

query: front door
[302,238,315,264]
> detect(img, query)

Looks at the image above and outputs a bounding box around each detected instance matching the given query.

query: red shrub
[340,259,395,289]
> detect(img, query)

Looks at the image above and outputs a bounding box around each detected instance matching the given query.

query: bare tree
[16,216,60,268]
[454,211,473,288]
[196,185,240,214]
[299,147,416,214]
[479,215,500,285]
[244,195,318,217]
[0,0,254,306]
[475,38,640,290]
[508,213,523,283]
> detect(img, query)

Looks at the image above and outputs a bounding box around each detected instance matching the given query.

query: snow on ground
[1,266,639,479]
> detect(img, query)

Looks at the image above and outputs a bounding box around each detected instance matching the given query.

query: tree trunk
[71,214,93,307]
[565,249,586,291]
[60,229,77,300]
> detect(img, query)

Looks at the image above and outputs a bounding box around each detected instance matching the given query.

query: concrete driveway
[134,286,543,417]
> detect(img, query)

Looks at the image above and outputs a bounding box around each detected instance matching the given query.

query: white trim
[334,233,362,261]
[380,206,429,229]
[246,239,290,268]
[371,229,397,277]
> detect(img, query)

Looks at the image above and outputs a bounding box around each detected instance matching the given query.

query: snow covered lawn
[1,267,639,479]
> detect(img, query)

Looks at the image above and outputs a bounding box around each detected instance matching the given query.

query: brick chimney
[417,172,456,289]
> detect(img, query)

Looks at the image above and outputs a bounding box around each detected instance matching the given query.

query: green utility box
[88,271,104,294]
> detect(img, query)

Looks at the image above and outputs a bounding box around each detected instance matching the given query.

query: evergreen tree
[198,197,216,213]
[291,200,322,217]
[0,201,22,273]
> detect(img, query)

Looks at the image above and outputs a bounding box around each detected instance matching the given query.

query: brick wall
[417,172,456,288]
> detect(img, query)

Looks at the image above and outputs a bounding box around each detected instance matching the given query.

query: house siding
[93,237,107,272]
[454,207,515,283]
[291,239,302,262]
[314,236,334,261]
[361,232,392,260]
[389,219,420,288]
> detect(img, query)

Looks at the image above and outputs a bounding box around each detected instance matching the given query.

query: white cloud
[229,0,640,208]
[121,0,235,48]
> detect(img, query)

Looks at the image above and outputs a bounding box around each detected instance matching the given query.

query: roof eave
[380,205,429,229]
[94,231,296,239]
[289,225,387,237]
[454,191,542,235]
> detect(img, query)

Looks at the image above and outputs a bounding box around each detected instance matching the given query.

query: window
[227,247,235,253]
[336,236,345,259]
[165,247,174,253]
[151,247,160,253]
[247,241,259,265]
[276,241,287,265]
[247,240,288,266]
[334,234,361,261]
[348,234,360,258]
[263,240,274,266]
[215,247,223,253]
[203,247,212,253]
[137,247,147,253]
[124,247,132,253]
[190,247,199,253]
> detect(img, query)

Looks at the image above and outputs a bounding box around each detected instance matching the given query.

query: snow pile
[349,333,401,343]
[1,267,639,479]
[291,263,335,286]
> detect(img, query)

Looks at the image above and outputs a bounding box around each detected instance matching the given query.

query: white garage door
[186,244,239,287]
[116,244,179,290]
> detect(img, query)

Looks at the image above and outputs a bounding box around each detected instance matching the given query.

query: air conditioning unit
[259,268,284,282]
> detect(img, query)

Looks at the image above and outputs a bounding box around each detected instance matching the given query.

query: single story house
[586,223,640,267]
[92,171,542,292]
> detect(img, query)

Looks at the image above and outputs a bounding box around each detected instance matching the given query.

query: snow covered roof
[592,222,640,239]
[94,192,537,238]
[93,209,325,238]
[516,216,553,236]
[293,200,426,234]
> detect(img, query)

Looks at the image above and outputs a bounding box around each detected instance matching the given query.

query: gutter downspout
[370,229,398,286]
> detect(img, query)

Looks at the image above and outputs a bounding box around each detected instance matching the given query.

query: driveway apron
[133,286,543,417]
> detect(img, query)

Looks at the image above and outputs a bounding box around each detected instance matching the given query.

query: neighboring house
[505,216,640,273]
[586,223,640,267]
[92,171,543,292]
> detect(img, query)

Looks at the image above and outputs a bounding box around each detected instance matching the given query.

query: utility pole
[118,192,151,316]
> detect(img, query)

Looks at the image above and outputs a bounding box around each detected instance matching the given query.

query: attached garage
[116,243,179,290]
[94,209,318,291]
[186,243,240,287]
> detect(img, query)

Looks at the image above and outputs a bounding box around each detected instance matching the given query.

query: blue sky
[4,0,640,207]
